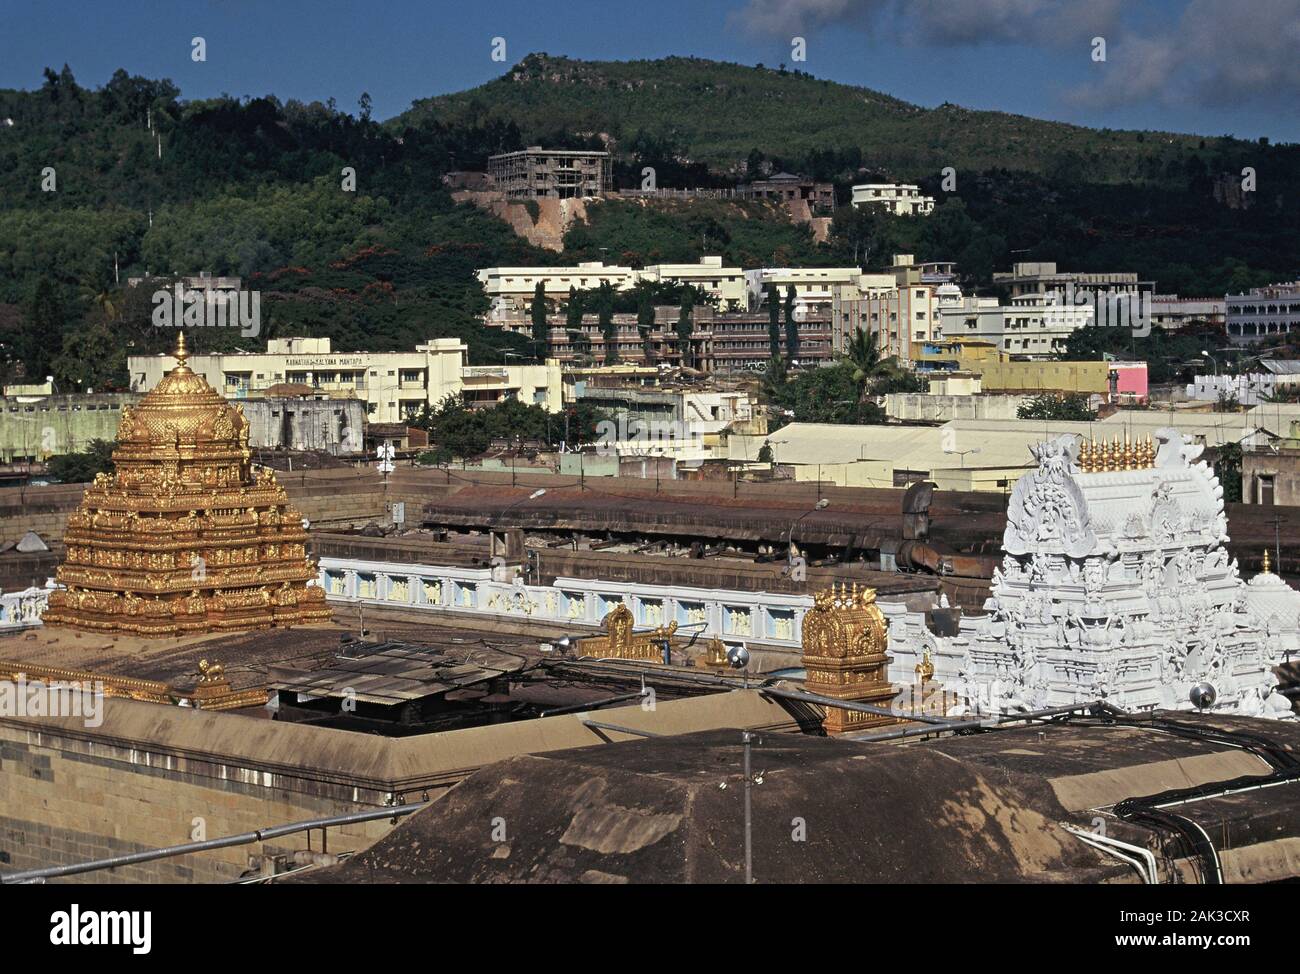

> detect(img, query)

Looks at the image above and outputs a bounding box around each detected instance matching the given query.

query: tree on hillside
[766,283,780,359]
[530,282,549,357]
[783,285,798,361]
[829,205,885,267]
[18,276,65,383]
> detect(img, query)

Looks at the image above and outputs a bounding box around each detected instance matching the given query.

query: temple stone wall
[0,724,392,883]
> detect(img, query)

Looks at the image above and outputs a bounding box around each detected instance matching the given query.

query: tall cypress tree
[766,283,781,359]
[676,287,695,369]
[20,276,65,383]
[637,291,656,364]
[598,282,618,364]
[783,284,799,361]
[530,282,548,357]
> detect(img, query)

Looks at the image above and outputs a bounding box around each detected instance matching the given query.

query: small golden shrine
[801,582,896,734]
[577,603,678,663]
[43,333,330,636]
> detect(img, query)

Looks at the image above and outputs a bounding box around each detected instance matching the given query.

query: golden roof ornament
[1076,431,1156,474]
[1263,548,1272,574]
[801,582,896,734]
[43,332,330,636]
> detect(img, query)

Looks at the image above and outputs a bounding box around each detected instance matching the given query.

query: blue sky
[2,0,1297,142]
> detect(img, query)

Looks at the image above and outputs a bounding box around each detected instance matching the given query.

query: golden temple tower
[43,333,330,636]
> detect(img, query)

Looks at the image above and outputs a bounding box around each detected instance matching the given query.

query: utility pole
[742,731,754,885]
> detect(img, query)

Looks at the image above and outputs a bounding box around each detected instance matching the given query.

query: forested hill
[399,53,1290,185]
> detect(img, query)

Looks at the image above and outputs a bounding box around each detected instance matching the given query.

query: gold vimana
[1075,430,1156,474]
[44,333,330,636]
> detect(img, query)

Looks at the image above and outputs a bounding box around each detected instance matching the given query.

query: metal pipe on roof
[540,690,647,717]
[845,700,1115,742]
[580,719,664,739]
[0,802,430,884]
[759,684,961,725]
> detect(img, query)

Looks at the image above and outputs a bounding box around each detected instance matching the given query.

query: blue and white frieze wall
[317,557,812,649]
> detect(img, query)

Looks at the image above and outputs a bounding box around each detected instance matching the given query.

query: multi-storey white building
[850,183,936,216]
[745,267,894,319]
[128,337,563,424]
[937,293,1094,357]
[1226,282,1300,344]
[476,257,746,319]
[1151,295,1225,331]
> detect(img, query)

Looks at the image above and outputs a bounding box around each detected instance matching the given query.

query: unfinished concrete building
[487,147,612,200]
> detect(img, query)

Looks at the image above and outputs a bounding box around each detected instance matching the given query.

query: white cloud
[1068,0,1300,108]
[734,0,1300,107]
[735,0,1122,44]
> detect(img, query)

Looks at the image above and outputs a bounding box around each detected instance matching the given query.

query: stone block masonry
[0,725,392,883]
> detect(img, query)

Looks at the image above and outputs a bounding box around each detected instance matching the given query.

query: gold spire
[42,341,330,637]
[1263,548,1272,574]
[174,331,190,369]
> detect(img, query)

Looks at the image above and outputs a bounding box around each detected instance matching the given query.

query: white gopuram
[884,428,1297,719]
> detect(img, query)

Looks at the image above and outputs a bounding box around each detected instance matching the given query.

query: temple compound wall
[0,691,795,883]
[884,429,1299,719]
[318,556,815,651]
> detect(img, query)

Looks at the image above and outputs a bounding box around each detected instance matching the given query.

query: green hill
[1,57,1298,396]
[400,54,1268,184]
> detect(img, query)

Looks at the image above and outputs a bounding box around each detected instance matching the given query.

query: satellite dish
[1190,682,1217,709]
[726,645,750,670]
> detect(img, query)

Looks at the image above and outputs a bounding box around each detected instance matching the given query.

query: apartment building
[1226,282,1300,344]
[744,267,893,319]
[486,147,612,200]
[936,291,1096,358]
[993,262,1153,301]
[642,257,748,310]
[127,337,563,424]
[1150,295,1226,331]
[850,183,936,216]
[477,257,746,319]
[508,306,834,373]
[829,255,960,364]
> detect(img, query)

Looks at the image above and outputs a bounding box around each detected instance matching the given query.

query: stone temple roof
[286,713,1300,884]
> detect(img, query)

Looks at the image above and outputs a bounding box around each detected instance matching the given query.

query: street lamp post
[786,498,830,575]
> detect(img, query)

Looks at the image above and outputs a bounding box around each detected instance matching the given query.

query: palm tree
[842,329,909,399]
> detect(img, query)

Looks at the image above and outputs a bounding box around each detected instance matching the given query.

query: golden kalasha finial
[174,331,189,368]
[1263,548,1272,574]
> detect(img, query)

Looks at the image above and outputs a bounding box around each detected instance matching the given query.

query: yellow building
[979,360,1111,396]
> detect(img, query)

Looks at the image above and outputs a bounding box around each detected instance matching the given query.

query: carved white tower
[885,429,1295,718]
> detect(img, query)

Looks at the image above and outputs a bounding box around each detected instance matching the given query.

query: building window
[1258,474,1276,505]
